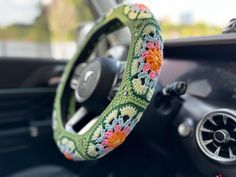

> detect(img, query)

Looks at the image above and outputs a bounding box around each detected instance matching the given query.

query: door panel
[0,57,75,176]
[0,57,66,89]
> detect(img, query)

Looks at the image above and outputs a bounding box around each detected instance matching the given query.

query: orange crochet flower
[101,124,130,151]
[107,131,126,149]
[146,48,162,72]
[142,47,162,74]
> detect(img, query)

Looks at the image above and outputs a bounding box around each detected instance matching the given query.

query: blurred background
[0,0,234,59]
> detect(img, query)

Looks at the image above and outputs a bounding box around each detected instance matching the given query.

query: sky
[0,0,235,27]
[0,0,40,27]
[0,0,51,27]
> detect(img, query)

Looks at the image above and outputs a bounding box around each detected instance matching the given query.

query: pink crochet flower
[141,40,162,80]
[101,125,131,152]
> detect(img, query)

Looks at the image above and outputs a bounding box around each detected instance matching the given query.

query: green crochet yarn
[53,3,163,161]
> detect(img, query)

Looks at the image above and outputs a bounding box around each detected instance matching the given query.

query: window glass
[127,0,235,39]
[0,0,92,59]
[1,0,235,59]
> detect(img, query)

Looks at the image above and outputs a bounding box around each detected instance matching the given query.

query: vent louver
[196,109,236,165]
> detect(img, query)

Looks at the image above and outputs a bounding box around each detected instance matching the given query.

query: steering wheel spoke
[65,107,88,133]
[108,61,126,100]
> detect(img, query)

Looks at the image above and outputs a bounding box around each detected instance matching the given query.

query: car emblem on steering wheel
[83,71,94,84]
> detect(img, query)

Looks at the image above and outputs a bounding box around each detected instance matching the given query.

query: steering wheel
[53,3,163,161]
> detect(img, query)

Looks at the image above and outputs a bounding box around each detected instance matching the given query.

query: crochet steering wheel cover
[53,3,163,161]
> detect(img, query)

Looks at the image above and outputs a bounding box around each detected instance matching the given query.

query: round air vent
[196,109,236,165]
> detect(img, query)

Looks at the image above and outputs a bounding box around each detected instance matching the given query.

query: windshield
[127,0,235,39]
[0,0,234,59]
[0,0,92,59]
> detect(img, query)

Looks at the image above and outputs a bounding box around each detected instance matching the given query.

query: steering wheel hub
[75,58,119,113]
[76,61,100,103]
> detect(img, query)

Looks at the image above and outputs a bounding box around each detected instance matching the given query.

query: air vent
[196,109,236,165]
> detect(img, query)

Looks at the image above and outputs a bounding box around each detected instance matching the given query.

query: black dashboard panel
[159,58,236,177]
[164,33,236,61]
[160,59,236,105]
[158,36,236,177]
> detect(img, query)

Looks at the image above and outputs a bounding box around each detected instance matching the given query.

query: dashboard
[161,58,236,177]
[0,34,236,177]
[157,34,236,177]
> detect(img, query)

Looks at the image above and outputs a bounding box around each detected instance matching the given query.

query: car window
[0,0,92,59]
[0,0,235,59]
[127,0,235,39]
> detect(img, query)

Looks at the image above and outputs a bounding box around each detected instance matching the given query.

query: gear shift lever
[155,82,188,115]
[162,81,188,97]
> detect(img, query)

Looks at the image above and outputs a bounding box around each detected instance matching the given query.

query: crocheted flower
[124,3,152,20]
[93,115,138,156]
[134,29,163,88]
[57,137,83,161]
[86,106,141,159]
[141,41,162,80]
[101,124,130,151]
[132,3,150,12]
[130,24,163,98]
